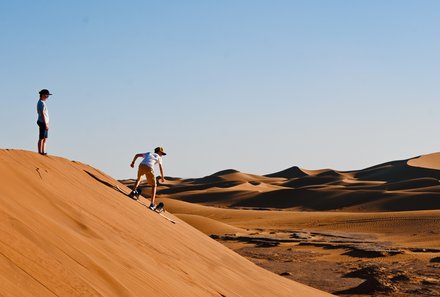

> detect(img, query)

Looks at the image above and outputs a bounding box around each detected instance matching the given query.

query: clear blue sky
[1,0,439,179]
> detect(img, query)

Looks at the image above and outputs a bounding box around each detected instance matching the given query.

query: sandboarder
[36,89,52,155]
[130,147,166,210]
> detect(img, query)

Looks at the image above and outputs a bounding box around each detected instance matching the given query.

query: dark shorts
[37,121,48,139]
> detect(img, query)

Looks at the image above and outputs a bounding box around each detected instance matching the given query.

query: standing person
[36,89,52,155]
[130,147,167,210]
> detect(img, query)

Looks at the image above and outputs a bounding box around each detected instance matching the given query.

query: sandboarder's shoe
[135,188,142,199]
[129,190,139,200]
[154,202,164,213]
[129,188,142,200]
[149,203,156,210]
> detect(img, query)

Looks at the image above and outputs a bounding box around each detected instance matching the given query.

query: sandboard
[115,185,176,224]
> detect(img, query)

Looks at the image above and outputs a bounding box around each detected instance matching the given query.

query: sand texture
[0,149,332,297]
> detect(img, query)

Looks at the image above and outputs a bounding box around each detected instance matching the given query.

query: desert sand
[119,153,440,296]
[0,149,332,297]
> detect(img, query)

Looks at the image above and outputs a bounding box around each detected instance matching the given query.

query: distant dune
[0,149,332,297]
[265,166,308,179]
[151,152,440,212]
[408,152,440,170]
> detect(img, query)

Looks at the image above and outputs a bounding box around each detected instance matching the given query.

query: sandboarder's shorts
[37,121,48,140]
[138,164,156,186]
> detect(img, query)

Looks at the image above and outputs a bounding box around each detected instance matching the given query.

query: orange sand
[0,149,332,297]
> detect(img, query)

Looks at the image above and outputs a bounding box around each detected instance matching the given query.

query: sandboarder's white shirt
[140,152,163,169]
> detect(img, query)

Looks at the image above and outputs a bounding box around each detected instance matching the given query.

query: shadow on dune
[265,166,308,179]
[158,180,245,195]
[282,176,342,188]
[230,188,440,211]
[84,170,116,188]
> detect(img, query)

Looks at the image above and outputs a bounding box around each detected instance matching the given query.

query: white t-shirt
[37,100,49,124]
[140,152,163,169]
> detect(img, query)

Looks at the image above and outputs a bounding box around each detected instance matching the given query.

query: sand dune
[0,149,332,297]
[282,175,341,188]
[408,152,440,170]
[121,153,440,296]
[154,153,440,212]
[265,166,308,178]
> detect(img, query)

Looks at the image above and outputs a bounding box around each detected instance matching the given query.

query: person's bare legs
[38,138,47,154]
[133,176,142,192]
[42,138,47,154]
[150,185,157,205]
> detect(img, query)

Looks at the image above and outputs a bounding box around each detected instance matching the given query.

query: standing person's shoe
[149,203,156,210]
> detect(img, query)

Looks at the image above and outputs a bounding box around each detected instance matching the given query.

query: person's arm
[42,113,49,129]
[130,154,144,168]
[159,164,165,182]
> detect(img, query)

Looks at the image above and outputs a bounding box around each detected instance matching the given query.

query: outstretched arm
[130,154,144,168]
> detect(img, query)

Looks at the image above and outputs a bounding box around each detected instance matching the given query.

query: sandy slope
[0,149,332,297]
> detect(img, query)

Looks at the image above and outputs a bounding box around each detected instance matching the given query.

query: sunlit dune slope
[0,149,332,297]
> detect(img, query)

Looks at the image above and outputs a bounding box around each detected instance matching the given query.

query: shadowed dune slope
[265,166,308,179]
[0,149,332,297]
[230,188,440,212]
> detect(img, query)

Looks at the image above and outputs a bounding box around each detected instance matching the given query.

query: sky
[1,0,440,179]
